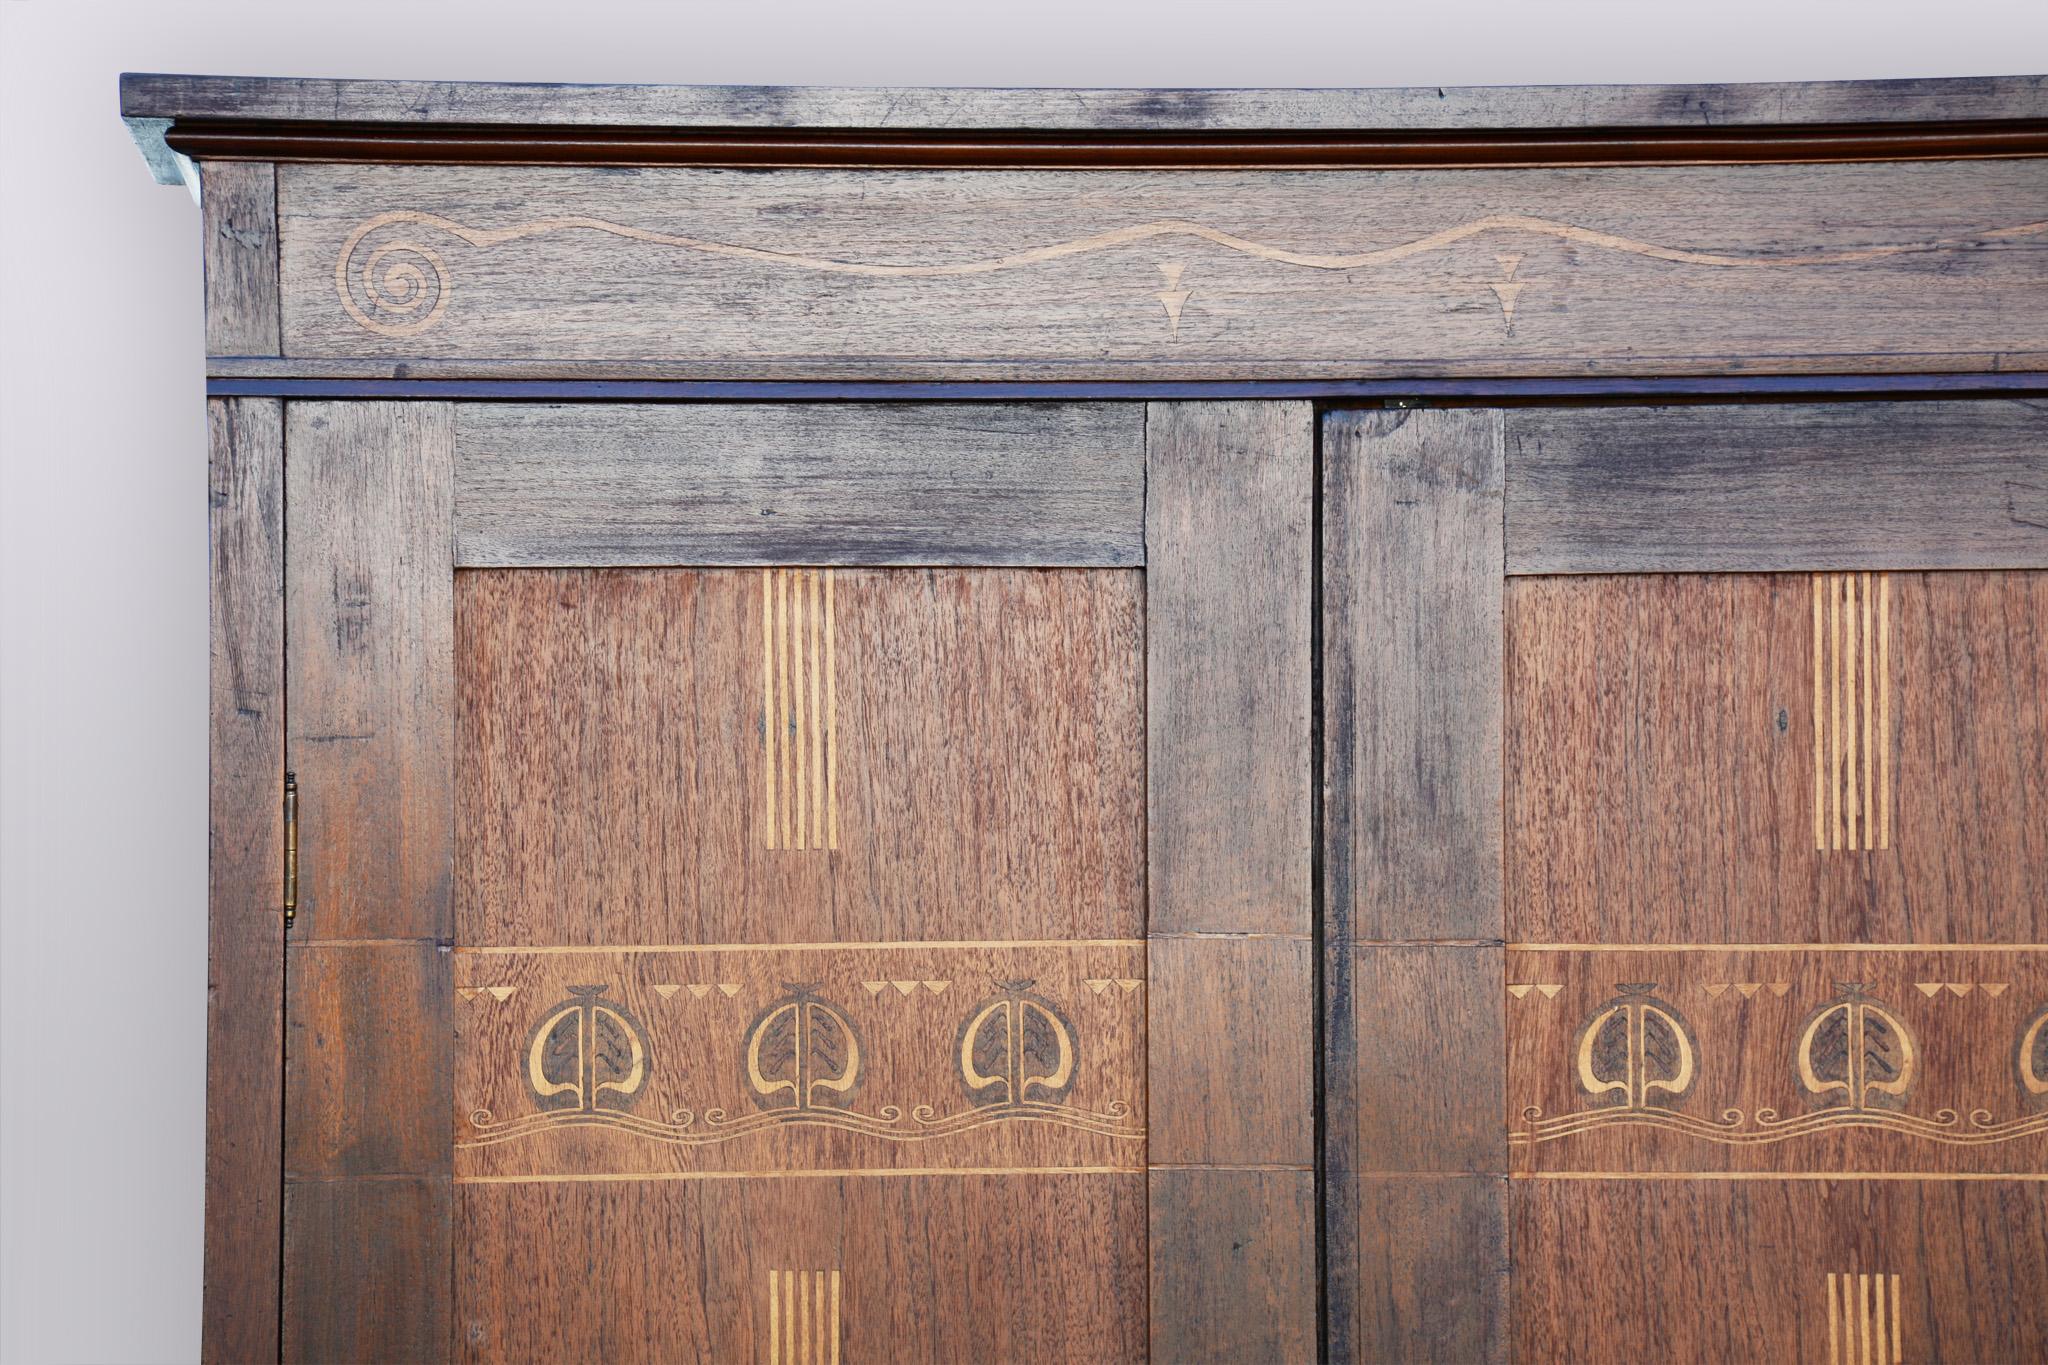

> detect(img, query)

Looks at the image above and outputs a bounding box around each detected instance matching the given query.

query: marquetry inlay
[1507,948,2048,1171]
[454,942,1145,1182]
[766,1269,842,1365]
[762,568,837,853]
[1812,572,1892,853]
[1824,1270,1904,1365]
[332,206,2048,342]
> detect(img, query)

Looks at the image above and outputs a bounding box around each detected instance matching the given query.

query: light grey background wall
[2,1,2044,1360]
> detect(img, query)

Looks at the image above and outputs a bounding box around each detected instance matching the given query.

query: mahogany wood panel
[1353,945,1506,1174]
[1144,402,1314,1359]
[1145,400,1311,936]
[203,397,283,1364]
[1507,947,2048,1174]
[1512,1178,2048,1362]
[452,403,1145,567]
[1149,1169,1316,1365]
[1145,936,1312,1166]
[275,160,2048,378]
[454,944,1145,1179]
[457,1174,1146,1364]
[456,567,1143,947]
[1324,408,1505,942]
[1355,1176,1508,1365]
[1506,572,2048,944]
[125,72,2048,135]
[200,161,279,356]
[1505,400,2048,575]
[284,401,455,1363]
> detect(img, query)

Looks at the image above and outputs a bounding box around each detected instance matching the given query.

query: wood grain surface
[453,403,1145,567]
[1507,948,2048,1174]
[1507,572,2048,944]
[1324,408,1505,942]
[1513,1178,2048,1363]
[458,1173,1146,1364]
[199,161,279,356]
[283,401,455,1363]
[123,71,2048,134]
[456,567,1143,947]
[203,397,283,1364]
[1323,407,1510,1363]
[1145,401,1311,936]
[276,160,2048,378]
[1506,400,2048,574]
[1355,1175,1508,1365]
[453,944,1145,1179]
[1144,402,1314,1359]
[1149,1169,1316,1365]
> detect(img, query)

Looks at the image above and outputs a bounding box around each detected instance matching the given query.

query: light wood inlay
[1815,572,1892,852]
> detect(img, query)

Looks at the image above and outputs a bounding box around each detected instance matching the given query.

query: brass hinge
[283,772,298,929]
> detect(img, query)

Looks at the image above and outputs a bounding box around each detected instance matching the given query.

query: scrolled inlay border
[333,207,2048,340]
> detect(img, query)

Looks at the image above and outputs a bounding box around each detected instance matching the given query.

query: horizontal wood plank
[274,160,2048,378]
[124,72,2048,133]
[453,403,1143,566]
[1507,400,2048,573]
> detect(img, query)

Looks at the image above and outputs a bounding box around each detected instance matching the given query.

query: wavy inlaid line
[334,207,2048,336]
[1510,1104,2048,1148]
[458,1099,1142,1149]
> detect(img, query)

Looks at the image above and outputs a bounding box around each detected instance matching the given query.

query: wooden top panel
[276,159,2048,378]
[123,72,2048,135]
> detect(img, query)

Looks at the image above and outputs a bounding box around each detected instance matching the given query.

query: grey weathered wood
[1325,408,1505,941]
[1323,407,1506,1364]
[200,161,279,356]
[122,72,2048,146]
[1144,401,1314,1360]
[283,402,454,1364]
[1506,399,2048,573]
[204,397,284,1365]
[272,159,2048,379]
[1146,401,1312,934]
[454,402,1144,566]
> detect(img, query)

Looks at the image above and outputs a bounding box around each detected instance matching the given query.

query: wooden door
[273,400,1315,1362]
[1325,401,2048,1363]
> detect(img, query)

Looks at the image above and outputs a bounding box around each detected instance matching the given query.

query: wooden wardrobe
[124,72,2048,1363]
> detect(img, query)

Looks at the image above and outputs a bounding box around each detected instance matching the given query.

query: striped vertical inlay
[1812,572,1892,852]
[1823,1270,1903,1364]
[761,569,839,851]
[765,1268,841,1365]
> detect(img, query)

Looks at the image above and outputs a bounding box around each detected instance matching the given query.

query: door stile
[1143,401,1318,1361]
[1323,409,1511,1363]
[280,402,457,1363]
[204,395,287,1363]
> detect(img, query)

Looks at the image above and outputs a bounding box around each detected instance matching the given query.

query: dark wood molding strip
[161,117,2048,171]
[208,373,2048,403]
